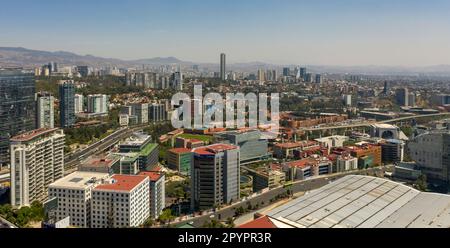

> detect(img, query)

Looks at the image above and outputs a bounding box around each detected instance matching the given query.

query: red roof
[238,216,277,228]
[169,148,192,154]
[139,171,163,182]
[193,144,238,156]
[285,158,316,169]
[95,174,147,192]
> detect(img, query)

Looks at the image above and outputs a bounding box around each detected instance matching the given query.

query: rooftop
[168,148,192,154]
[49,171,110,190]
[139,171,164,182]
[81,155,119,168]
[264,175,450,228]
[10,128,60,142]
[238,216,278,228]
[94,174,148,192]
[193,143,238,156]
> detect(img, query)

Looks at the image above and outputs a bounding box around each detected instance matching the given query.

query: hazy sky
[1,0,450,66]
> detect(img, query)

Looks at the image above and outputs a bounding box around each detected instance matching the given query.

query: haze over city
[1,0,450,66]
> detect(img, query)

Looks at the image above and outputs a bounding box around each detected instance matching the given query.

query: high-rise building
[48,171,110,228]
[74,94,84,114]
[59,81,75,128]
[343,94,352,106]
[131,103,148,124]
[10,128,65,207]
[148,103,167,123]
[395,88,409,106]
[191,144,240,210]
[282,67,290,77]
[76,66,89,77]
[118,132,159,171]
[91,174,150,228]
[171,71,183,90]
[381,139,404,163]
[36,92,55,129]
[383,81,389,95]
[408,93,416,107]
[300,67,307,80]
[139,171,165,219]
[87,94,109,114]
[220,53,226,80]
[315,74,323,84]
[305,73,313,83]
[257,69,265,82]
[0,69,36,167]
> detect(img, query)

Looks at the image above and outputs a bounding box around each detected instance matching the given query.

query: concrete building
[131,103,148,124]
[381,139,404,163]
[139,171,165,219]
[59,81,75,128]
[48,171,110,227]
[247,167,286,192]
[369,124,405,140]
[408,131,450,184]
[87,94,109,114]
[347,144,382,168]
[0,69,36,167]
[10,128,65,207]
[166,148,192,175]
[74,94,84,114]
[343,94,352,106]
[36,92,54,129]
[76,66,89,77]
[315,135,349,150]
[214,130,269,164]
[282,157,332,181]
[273,141,319,159]
[336,155,358,172]
[91,174,150,228]
[191,144,240,210]
[393,162,422,181]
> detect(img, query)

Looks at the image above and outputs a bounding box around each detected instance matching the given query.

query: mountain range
[1,47,450,76]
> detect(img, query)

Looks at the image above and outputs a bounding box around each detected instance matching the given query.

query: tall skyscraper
[395,88,409,107]
[171,71,183,91]
[36,92,55,129]
[59,81,76,128]
[282,67,290,77]
[258,69,265,81]
[315,74,323,84]
[300,67,307,80]
[220,53,226,80]
[0,69,36,167]
[383,81,389,95]
[76,66,89,77]
[191,144,240,210]
[10,128,65,207]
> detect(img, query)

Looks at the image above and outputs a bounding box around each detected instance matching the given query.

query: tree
[225,217,235,228]
[158,209,175,225]
[202,219,225,228]
[142,217,155,228]
[415,174,427,191]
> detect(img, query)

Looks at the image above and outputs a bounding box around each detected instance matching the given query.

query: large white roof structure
[265,175,450,228]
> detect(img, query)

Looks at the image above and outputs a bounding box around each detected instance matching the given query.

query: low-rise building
[247,167,286,192]
[336,155,358,172]
[166,148,192,175]
[380,139,405,163]
[119,132,159,171]
[273,141,319,159]
[78,155,120,174]
[282,156,332,181]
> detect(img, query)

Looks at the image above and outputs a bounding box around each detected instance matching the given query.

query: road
[171,165,390,227]
[300,113,450,132]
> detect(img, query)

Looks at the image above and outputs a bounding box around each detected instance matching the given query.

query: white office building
[91,174,150,228]
[48,171,110,227]
[10,128,65,207]
[336,155,358,172]
[140,171,165,219]
[74,94,84,114]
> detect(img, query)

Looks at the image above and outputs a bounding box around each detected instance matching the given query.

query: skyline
[1,0,450,66]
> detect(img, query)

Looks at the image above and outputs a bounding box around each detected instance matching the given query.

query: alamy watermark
[171,85,279,139]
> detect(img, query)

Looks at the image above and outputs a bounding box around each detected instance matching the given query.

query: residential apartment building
[10,128,65,207]
[139,171,165,219]
[36,92,55,129]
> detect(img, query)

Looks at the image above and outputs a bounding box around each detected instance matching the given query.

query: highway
[300,112,450,132]
[169,165,390,227]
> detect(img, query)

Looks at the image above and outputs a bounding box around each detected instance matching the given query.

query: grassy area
[177,133,214,143]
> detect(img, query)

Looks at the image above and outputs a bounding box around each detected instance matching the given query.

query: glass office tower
[0,69,36,167]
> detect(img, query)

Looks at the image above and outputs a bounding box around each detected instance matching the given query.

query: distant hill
[0,47,186,68]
